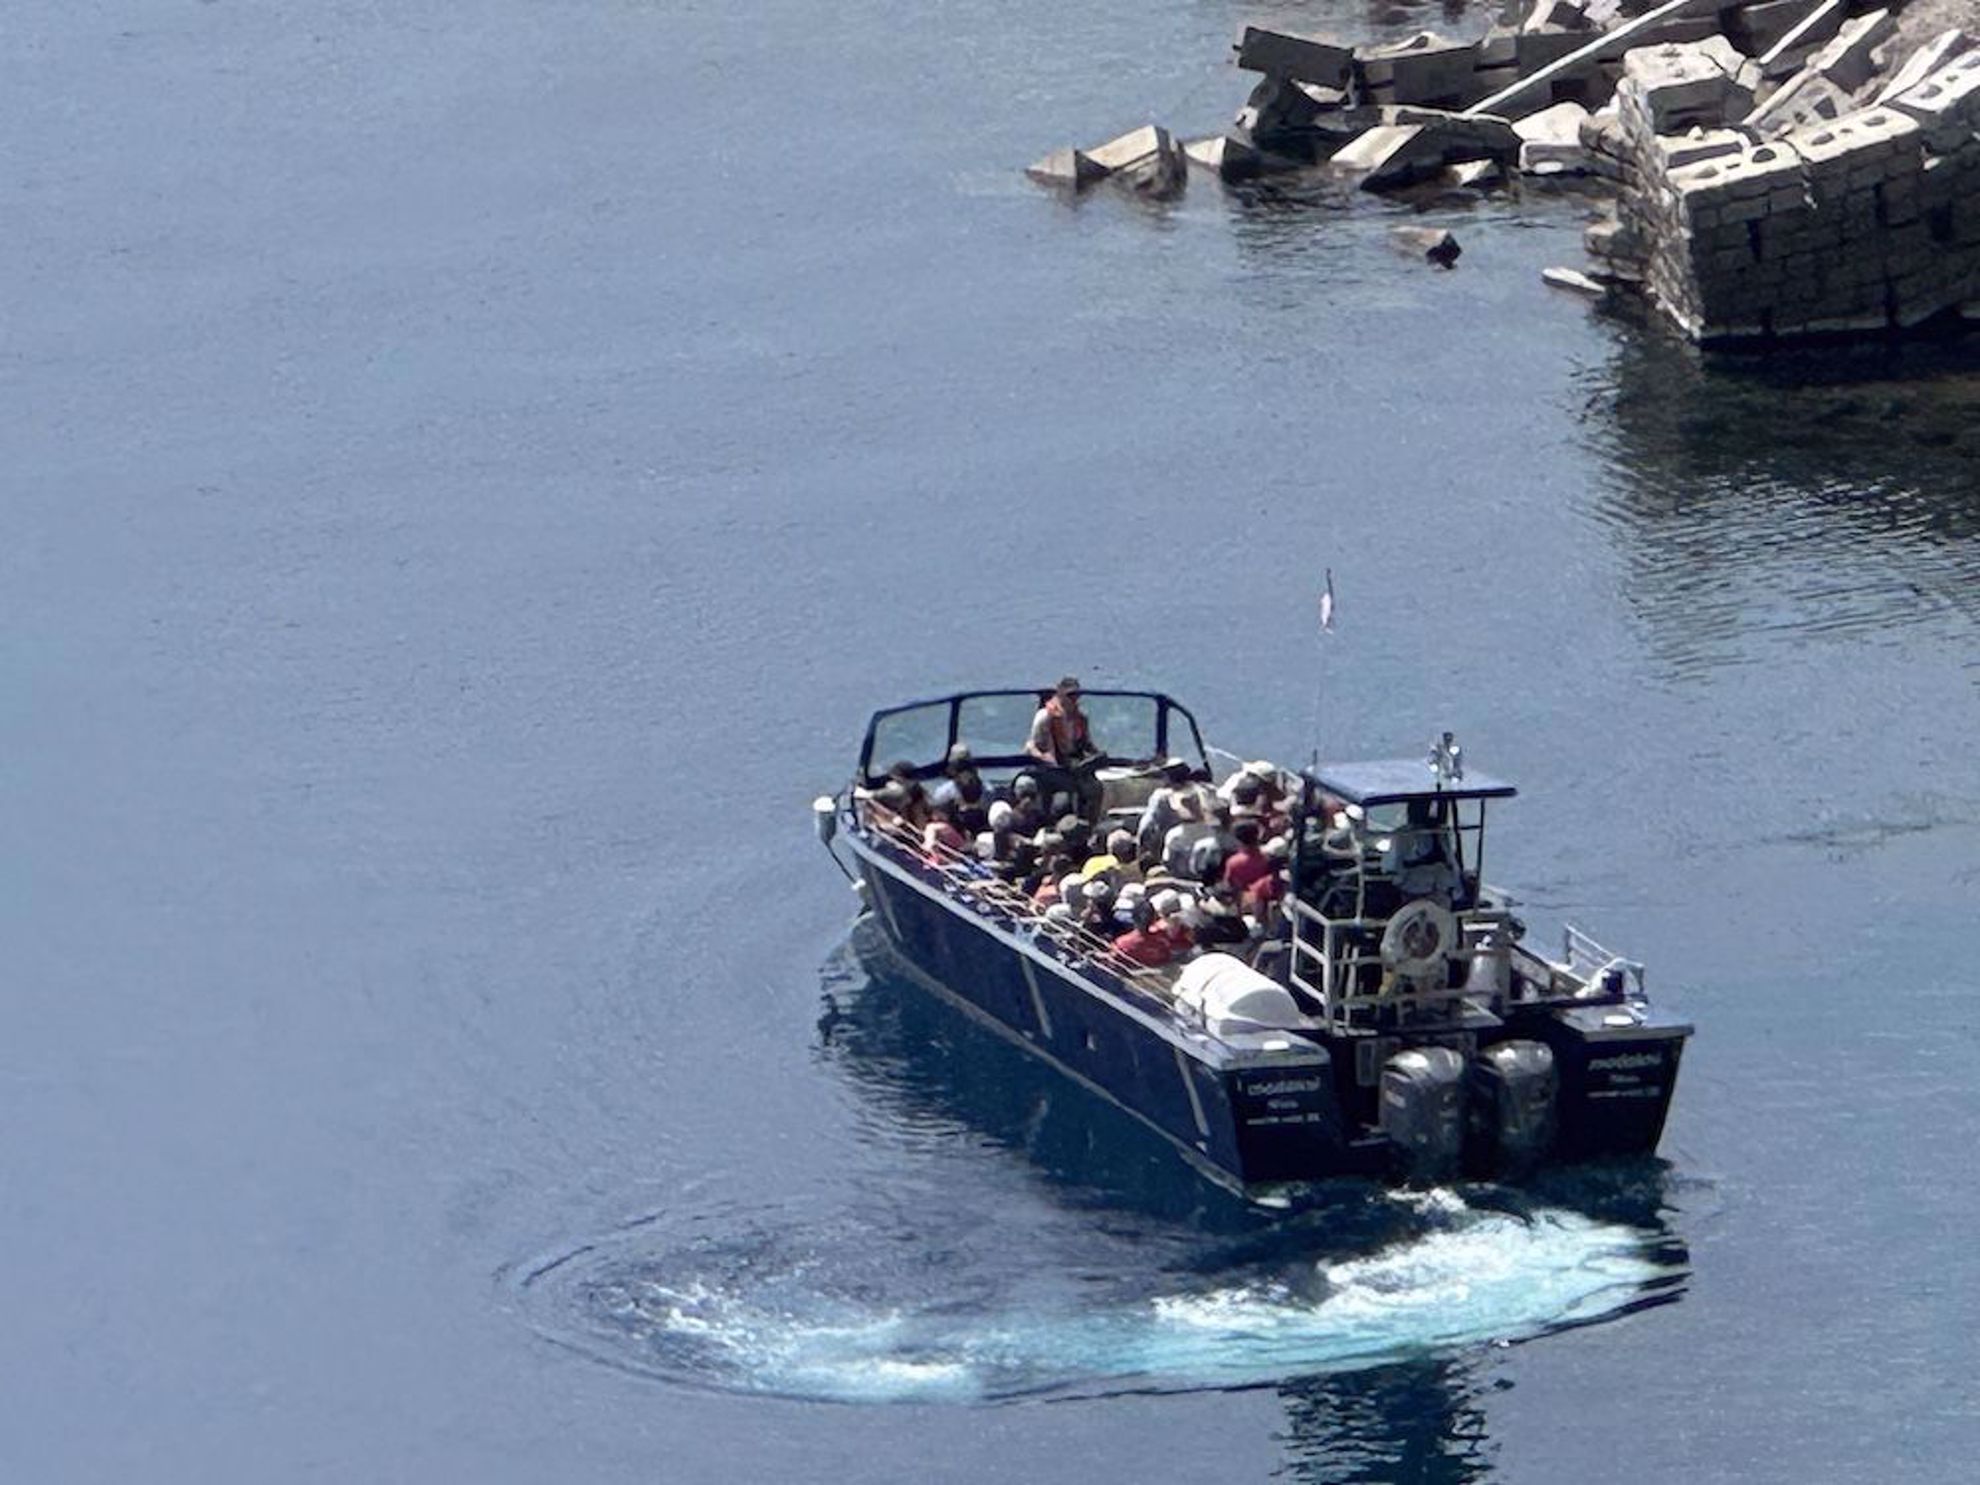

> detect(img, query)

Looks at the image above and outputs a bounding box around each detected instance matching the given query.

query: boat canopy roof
[1304,759,1517,808]
[857,688,1208,785]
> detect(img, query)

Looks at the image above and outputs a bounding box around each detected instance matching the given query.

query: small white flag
[1318,568,1336,633]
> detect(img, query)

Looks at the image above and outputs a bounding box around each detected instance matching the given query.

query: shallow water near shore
[7,0,1980,1480]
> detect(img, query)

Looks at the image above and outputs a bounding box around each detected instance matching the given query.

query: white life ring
[1380,899,1458,980]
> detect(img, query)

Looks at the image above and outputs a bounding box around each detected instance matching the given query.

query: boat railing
[1285,893,1501,1031]
[1561,923,1646,997]
[855,802,1178,995]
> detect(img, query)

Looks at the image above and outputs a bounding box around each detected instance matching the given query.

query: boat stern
[1538,1002,1692,1160]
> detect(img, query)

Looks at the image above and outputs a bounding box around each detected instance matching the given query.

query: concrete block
[1516,27,1591,77]
[1183,134,1264,181]
[1874,30,1973,107]
[1622,40,1753,132]
[1781,109,1922,192]
[1234,27,1354,90]
[1329,124,1430,183]
[1235,76,1361,159]
[1087,125,1169,172]
[1085,125,1188,199]
[1358,33,1483,105]
[1660,127,1750,169]
[1806,10,1895,95]
[1758,0,1847,82]
[1027,147,1108,189]
[1516,100,1592,143]
[1887,50,1980,153]
[1667,137,1805,228]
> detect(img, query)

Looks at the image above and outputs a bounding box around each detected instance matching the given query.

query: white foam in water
[611,1198,1680,1404]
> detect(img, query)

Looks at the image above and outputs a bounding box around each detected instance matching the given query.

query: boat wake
[504,1186,1685,1404]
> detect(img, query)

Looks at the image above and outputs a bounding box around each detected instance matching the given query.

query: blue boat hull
[850,840,1362,1190]
[846,837,1687,1192]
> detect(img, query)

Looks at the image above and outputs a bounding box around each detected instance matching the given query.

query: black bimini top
[1306,760,1518,807]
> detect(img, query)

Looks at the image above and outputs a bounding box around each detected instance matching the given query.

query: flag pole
[1312,568,1336,770]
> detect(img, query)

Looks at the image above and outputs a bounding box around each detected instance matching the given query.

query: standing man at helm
[1025,676,1104,821]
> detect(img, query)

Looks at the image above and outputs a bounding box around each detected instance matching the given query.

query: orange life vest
[1043,696,1090,765]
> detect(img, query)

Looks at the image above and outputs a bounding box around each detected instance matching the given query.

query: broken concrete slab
[1085,124,1187,199]
[1872,29,1971,107]
[1233,27,1354,91]
[1331,123,1430,180]
[1086,124,1170,173]
[1332,112,1522,189]
[1235,75,1363,160]
[1183,133,1263,181]
[1026,147,1108,190]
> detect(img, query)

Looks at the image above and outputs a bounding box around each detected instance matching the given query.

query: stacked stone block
[1596,48,1980,341]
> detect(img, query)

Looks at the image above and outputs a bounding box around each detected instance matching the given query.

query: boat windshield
[859,689,1208,783]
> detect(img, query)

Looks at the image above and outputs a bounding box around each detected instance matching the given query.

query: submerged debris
[1392,225,1465,266]
[1026,124,1186,200]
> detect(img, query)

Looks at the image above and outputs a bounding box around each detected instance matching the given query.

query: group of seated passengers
[862,752,1301,971]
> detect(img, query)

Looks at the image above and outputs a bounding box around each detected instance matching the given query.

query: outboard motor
[1469,1040,1557,1176]
[1379,1047,1466,1184]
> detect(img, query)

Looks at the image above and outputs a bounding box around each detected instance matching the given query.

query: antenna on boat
[1310,567,1337,772]
[1428,731,1464,787]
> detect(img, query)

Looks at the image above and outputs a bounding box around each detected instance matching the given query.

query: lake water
[7,1,1980,1480]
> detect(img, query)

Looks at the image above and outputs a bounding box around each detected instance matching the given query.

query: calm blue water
[7,1,1980,1479]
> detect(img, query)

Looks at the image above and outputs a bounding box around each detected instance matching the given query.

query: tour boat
[814,688,1691,1194]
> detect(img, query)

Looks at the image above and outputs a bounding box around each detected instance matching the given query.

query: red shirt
[1112,926,1174,967]
[1242,872,1285,915]
[1223,847,1272,896]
